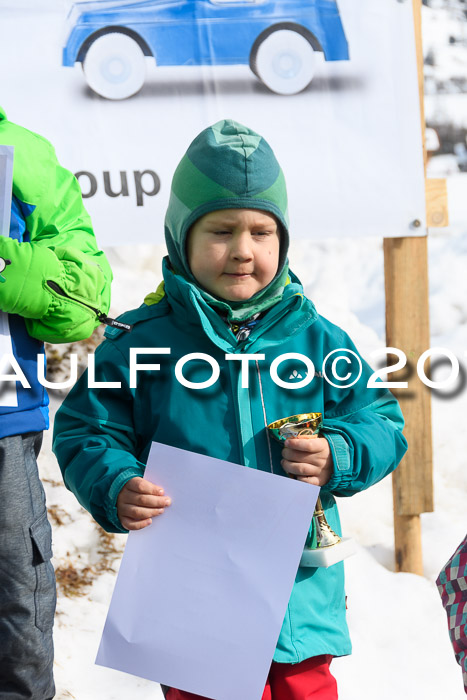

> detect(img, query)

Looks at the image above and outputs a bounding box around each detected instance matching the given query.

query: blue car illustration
[63,0,349,100]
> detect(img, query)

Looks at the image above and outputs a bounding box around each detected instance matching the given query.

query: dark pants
[0,433,56,700]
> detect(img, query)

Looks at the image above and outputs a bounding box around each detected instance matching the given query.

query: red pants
[165,655,338,700]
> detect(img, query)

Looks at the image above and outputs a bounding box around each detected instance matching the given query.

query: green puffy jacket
[0,106,112,343]
[53,260,407,663]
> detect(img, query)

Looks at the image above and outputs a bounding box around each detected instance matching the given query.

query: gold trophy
[268,412,356,567]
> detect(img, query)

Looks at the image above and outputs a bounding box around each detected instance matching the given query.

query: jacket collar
[0,107,6,121]
[161,256,317,353]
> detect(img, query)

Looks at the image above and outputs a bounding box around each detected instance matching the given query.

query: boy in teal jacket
[53,119,407,699]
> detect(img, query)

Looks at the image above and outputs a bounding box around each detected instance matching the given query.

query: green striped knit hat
[164,119,290,286]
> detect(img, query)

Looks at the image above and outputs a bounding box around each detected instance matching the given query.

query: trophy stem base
[299,538,357,568]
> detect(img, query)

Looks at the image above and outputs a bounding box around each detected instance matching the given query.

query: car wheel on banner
[83,33,146,100]
[251,29,315,95]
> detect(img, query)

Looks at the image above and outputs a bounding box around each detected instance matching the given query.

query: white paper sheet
[96,442,319,700]
[0,145,17,408]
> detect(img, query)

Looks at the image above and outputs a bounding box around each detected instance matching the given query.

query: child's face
[187,208,280,301]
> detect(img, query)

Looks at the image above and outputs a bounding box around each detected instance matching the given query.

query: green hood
[164,119,290,300]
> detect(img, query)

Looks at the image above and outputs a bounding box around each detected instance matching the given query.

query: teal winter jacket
[53,261,407,663]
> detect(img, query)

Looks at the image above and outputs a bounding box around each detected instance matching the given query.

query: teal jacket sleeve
[52,340,142,533]
[0,115,112,343]
[319,333,408,497]
[321,392,407,496]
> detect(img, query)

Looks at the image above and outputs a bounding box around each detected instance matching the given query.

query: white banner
[0,0,426,246]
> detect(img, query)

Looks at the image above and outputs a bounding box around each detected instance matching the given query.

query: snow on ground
[39,174,467,700]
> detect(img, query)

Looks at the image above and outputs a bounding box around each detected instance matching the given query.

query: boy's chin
[208,280,264,302]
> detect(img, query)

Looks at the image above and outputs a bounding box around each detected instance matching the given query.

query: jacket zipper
[255,360,274,474]
[46,280,132,332]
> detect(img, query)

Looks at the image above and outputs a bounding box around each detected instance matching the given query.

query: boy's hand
[281,437,333,486]
[117,477,171,531]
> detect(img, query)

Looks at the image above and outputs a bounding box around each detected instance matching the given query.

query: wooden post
[383,0,448,575]
[384,234,432,575]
